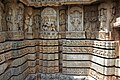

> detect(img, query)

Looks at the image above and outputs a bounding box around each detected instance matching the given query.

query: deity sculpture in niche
[98,7,107,31]
[59,10,66,31]
[89,6,98,31]
[41,7,57,31]
[6,3,13,31]
[32,10,41,32]
[110,2,116,28]
[15,3,24,31]
[69,7,83,31]
[24,7,33,33]
[0,1,4,31]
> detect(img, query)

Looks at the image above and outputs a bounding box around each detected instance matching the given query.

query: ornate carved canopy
[19,0,99,7]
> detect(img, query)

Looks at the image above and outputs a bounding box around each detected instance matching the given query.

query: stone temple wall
[0,0,120,80]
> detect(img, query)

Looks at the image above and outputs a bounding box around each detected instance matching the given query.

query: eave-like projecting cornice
[19,0,99,7]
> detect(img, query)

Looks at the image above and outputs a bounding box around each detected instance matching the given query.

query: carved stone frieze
[63,61,91,67]
[42,46,58,53]
[19,0,98,7]
[63,68,89,75]
[40,32,58,39]
[63,40,93,46]
[63,54,91,60]
[42,40,59,46]
[63,47,93,53]
[66,31,85,38]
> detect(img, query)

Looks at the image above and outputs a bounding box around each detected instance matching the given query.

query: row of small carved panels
[93,48,116,58]
[63,47,93,53]
[62,68,89,75]
[7,31,24,40]
[63,54,91,60]
[40,32,59,39]
[92,56,115,66]
[89,69,115,80]
[39,40,59,46]
[0,40,38,53]
[0,62,28,80]
[91,62,115,75]
[9,68,29,80]
[12,40,36,49]
[42,67,59,73]
[42,54,59,60]
[66,31,86,39]
[62,61,91,67]
[0,47,36,64]
[94,41,118,49]
[63,40,93,46]
[42,60,59,67]
[39,47,59,53]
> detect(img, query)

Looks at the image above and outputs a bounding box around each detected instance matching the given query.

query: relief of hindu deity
[32,10,41,32]
[41,7,57,31]
[98,3,107,31]
[5,3,14,31]
[59,10,66,31]
[15,3,24,31]
[99,8,107,31]
[24,7,33,33]
[68,6,83,31]
[0,1,4,31]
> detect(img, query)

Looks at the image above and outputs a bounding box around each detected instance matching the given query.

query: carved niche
[84,5,99,39]
[5,2,14,31]
[41,7,57,31]
[59,9,66,31]
[0,1,4,31]
[15,3,25,31]
[98,3,107,31]
[68,6,83,31]
[84,5,99,31]
[32,10,41,32]
[24,7,33,33]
